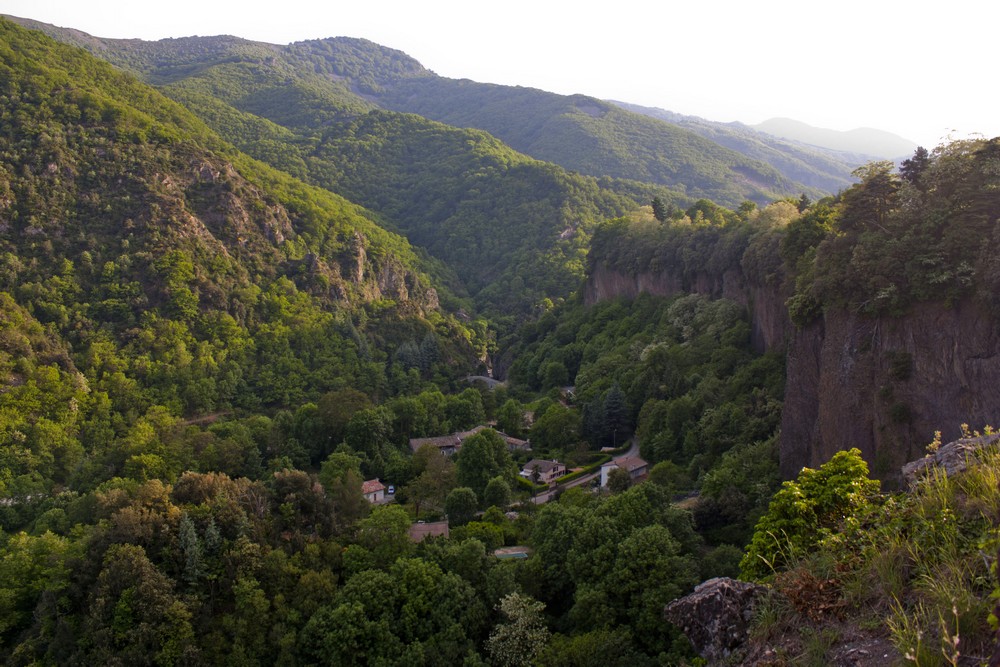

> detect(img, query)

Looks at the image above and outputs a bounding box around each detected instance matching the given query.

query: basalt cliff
[780,298,1000,481]
[584,259,1000,484]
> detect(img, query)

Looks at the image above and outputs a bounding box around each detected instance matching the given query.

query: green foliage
[456,429,517,499]
[740,448,880,580]
[496,398,527,439]
[529,403,582,452]
[483,476,513,511]
[651,197,669,222]
[445,487,479,527]
[300,557,485,665]
[355,504,412,569]
[509,291,783,476]
[607,467,632,494]
[486,593,551,667]
[789,140,1000,317]
[375,78,810,208]
[743,439,1000,665]
[525,483,701,657]
[8,16,1000,666]
[41,27,667,321]
[697,437,781,544]
[0,19,492,502]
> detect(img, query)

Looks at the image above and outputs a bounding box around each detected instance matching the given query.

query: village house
[361,478,386,503]
[519,459,566,485]
[409,425,530,456]
[600,455,649,487]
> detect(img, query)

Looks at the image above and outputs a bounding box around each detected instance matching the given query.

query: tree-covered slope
[5,20,684,321]
[367,76,821,207]
[611,101,862,193]
[0,17,485,430]
[159,72,658,322]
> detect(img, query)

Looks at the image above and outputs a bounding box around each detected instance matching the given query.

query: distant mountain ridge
[753,117,918,159]
[5,14,912,321]
[7,15,842,207]
[367,76,816,206]
[609,101,872,193]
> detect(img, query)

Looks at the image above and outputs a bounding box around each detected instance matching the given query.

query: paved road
[530,438,639,504]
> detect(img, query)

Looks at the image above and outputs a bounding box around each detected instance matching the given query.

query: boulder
[901,432,1000,487]
[664,577,765,664]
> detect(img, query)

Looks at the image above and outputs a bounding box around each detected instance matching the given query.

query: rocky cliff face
[780,298,1000,483]
[583,263,789,353]
[585,266,1000,484]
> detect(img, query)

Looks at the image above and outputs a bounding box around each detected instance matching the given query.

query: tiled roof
[409,425,528,453]
[522,459,563,474]
[606,456,648,472]
[362,479,386,495]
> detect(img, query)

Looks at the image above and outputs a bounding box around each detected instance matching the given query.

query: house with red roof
[362,478,386,503]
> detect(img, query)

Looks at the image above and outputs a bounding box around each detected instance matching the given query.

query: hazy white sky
[4,0,998,148]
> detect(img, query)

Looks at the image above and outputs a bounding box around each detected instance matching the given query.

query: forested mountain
[610,101,864,193]
[0,16,486,482]
[8,18,687,322]
[370,77,819,206]
[4,12,1000,667]
[16,19,829,209]
[753,116,918,158]
[579,140,1000,661]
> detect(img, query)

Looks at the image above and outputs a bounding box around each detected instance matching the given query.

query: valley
[0,14,999,666]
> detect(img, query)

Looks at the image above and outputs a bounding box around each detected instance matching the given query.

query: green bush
[740,448,879,580]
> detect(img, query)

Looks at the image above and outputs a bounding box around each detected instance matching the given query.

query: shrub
[740,448,879,580]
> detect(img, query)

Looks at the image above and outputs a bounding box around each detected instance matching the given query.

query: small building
[600,455,649,487]
[409,425,530,456]
[503,435,531,453]
[408,433,465,457]
[409,520,450,542]
[519,459,566,485]
[494,546,531,560]
[362,478,386,503]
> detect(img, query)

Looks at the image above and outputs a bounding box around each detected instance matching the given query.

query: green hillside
[612,101,861,192]
[5,21,681,321]
[6,18,836,322]
[373,76,821,206]
[0,17,485,435]
[4,14,1000,667]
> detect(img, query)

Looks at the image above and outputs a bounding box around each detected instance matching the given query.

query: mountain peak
[753,117,918,159]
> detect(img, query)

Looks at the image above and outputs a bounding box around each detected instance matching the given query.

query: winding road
[530,438,640,504]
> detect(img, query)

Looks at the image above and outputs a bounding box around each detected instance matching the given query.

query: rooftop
[361,479,386,495]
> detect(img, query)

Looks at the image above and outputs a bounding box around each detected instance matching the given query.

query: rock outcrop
[664,577,765,664]
[583,264,789,353]
[901,431,1000,487]
[781,298,1000,484]
[585,258,1000,486]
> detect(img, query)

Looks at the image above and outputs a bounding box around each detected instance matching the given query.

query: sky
[4,0,998,149]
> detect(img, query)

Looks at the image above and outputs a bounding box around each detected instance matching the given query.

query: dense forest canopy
[3,15,1000,667]
[5,15,871,327]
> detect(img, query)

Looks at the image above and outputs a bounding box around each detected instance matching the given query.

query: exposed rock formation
[781,299,1000,484]
[664,577,765,664]
[901,431,1000,487]
[586,261,1000,485]
[583,264,789,353]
